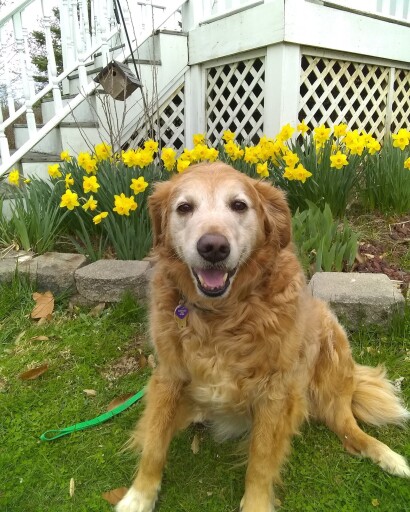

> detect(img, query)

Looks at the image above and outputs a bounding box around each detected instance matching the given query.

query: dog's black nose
[197,233,230,263]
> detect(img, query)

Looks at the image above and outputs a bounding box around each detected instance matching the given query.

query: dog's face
[149,163,291,298]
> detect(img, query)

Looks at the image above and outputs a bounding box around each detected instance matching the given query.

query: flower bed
[2,123,410,276]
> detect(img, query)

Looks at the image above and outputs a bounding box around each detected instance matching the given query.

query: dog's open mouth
[192,267,236,297]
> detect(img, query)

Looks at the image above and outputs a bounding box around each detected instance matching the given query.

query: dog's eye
[177,202,193,214]
[230,200,248,212]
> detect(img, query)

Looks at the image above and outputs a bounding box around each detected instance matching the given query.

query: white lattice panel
[391,68,410,133]
[206,57,265,145]
[299,55,390,140]
[127,85,185,150]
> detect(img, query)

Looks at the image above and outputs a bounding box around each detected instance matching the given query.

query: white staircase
[0,0,188,179]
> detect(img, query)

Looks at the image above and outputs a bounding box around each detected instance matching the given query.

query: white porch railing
[324,0,410,22]
[0,0,184,176]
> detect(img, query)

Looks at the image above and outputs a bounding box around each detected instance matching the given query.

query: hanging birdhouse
[94,61,142,101]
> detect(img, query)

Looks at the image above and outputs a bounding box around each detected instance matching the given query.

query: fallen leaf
[102,487,128,505]
[69,478,75,497]
[139,354,147,369]
[107,393,135,411]
[191,433,200,454]
[371,498,380,507]
[89,302,106,317]
[83,389,97,397]
[31,292,54,319]
[30,336,49,342]
[147,354,156,369]
[19,363,49,381]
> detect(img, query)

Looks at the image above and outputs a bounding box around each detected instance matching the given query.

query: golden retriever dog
[117,162,409,512]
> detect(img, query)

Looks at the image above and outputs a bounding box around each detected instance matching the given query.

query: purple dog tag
[174,304,189,329]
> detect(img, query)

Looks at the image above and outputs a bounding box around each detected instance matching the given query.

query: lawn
[0,279,409,512]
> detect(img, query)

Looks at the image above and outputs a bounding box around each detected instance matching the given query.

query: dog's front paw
[116,487,157,512]
[240,494,276,512]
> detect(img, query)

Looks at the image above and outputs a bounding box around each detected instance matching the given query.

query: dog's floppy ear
[254,181,292,248]
[148,180,173,249]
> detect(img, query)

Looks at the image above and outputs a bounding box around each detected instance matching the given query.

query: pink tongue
[196,269,226,288]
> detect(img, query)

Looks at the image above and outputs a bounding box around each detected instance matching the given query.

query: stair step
[21,151,62,163]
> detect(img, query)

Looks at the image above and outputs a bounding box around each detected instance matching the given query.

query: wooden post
[184,64,205,148]
[264,43,301,136]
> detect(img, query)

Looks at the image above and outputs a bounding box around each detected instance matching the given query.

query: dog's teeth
[198,274,205,286]
[223,273,228,282]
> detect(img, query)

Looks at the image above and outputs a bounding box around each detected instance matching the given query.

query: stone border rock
[0,251,405,328]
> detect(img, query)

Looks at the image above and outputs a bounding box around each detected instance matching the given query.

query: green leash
[40,389,145,441]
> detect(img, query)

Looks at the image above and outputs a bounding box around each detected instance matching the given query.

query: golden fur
[117,163,409,512]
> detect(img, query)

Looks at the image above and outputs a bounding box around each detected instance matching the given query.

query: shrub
[361,133,410,214]
[0,176,68,253]
[292,201,358,275]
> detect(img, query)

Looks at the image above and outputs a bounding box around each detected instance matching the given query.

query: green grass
[0,281,409,512]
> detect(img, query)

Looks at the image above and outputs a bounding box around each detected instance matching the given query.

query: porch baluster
[42,0,63,113]
[12,12,37,139]
[0,28,15,117]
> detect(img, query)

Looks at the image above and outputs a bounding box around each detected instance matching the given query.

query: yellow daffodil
[177,158,191,173]
[278,123,295,141]
[297,120,310,135]
[78,152,92,167]
[256,162,269,178]
[293,164,312,183]
[60,150,71,162]
[161,147,176,171]
[83,175,100,194]
[48,164,62,179]
[60,189,79,210]
[313,124,331,145]
[8,169,20,186]
[404,157,410,170]
[330,151,349,169]
[144,140,159,153]
[78,152,98,173]
[222,130,236,143]
[207,147,219,162]
[93,211,108,225]
[392,129,409,151]
[130,177,149,195]
[113,193,137,216]
[191,144,210,162]
[180,148,193,162]
[139,149,154,167]
[366,138,381,155]
[82,195,98,211]
[65,173,74,188]
[224,141,244,161]
[94,142,112,161]
[283,166,296,181]
[122,149,139,167]
[244,146,260,164]
[333,124,348,138]
[283,152,299,168]
[193,133,205,146]
[24,178,31,184]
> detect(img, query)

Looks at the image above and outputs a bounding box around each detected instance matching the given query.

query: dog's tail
[352,364,410,426]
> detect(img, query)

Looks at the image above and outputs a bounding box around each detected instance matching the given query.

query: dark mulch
[354,215,410,295]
